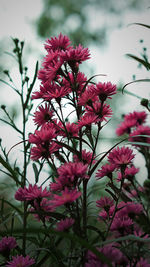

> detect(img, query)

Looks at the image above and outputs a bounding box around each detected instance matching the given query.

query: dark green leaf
[126,54,150,70]
[122,79,150,93]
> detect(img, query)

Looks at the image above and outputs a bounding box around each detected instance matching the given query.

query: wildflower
[61,44,90,64]
[129,125,150,146]
[29,124,56,145]
[78,114,98,129]
[44,33,71,52]
[128,258,150,267]
[6,255,35,267]
[94,82,117,101]
[96,163,116,179]
[86,102,112,122]
[0,237,17,257]
[58,161,88,183]
[15,184,51,202]
[30,198,55,221]
[110,216,133,236]
[116,119,137,136]
[96,196,114,210]
[124,111,147,125]
[78,85,98,106]
[56,218,75,231]
[33,104,54,126]
[85,244,127,267]
[30,141,60,161]
[51,187,81,207]
[117,165,139,181]
[60,122,79,137]
[73,149,96,165]
[108,146,135,168]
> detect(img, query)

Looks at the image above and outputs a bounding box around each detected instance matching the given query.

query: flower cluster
[2,33,150,266]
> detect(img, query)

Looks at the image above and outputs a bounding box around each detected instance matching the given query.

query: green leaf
[122,79,150,93]
[126,54,150,70]
[32,163,39,183]
[129,22,150,29]
[0,154,20,185]
[82,74,107,93]
[0,198,23,215]
[24,61,38,109]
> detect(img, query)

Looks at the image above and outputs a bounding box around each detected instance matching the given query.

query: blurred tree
[35,0,149,46]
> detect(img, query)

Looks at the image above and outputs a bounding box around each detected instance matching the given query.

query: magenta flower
[108,146,135,168]
[96,196,114,210]
[117,165,139,181]
[73,149,96,165]
[58,161,88,183]
[86,102,112,122]
[96,163,116,179]
[33,103,54,126]
[129,125,150,146]
[30,141,60,161]
[56,218,75,231]
[44,33,71,52]
[94,81,117,101]
[61,44,90,64]
[60,122,79,137]
[85,244,127,267]
[128,258,150,267]
[110,216,133,236]
[0,237,17,257]
[30,198,55,221]
[116,119,137,136]
[6,255,35,267]
[124,111,147,125]
[78,85,98,106]
[51,187,81,207]
[78,114,98,129]
[29,124,56,145]
[15,184,51,202]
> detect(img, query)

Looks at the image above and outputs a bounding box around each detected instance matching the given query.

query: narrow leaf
[126,54,150,70]
[122,79,150,93]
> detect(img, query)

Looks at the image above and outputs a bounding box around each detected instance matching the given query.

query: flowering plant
[0,32,150,267]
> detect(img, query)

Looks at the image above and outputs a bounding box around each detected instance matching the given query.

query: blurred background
[0,0,150,185]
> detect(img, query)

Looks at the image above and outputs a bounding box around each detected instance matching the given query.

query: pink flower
[30,141,60,161]
[108,146,135,168]
[15,184,51,202]
[110,216,133,236]
[0,237,17,256]
[96,196,114,210]
[51,187,81,207]
[129,125,150,146]
[44,33,71,52]
[117,201,143,217]
[60,122,79,137]
[61,44,90,64]
[33,104,54,126]
[94,82,117,101]
[124,111,147,125]
[78,114,98,129]
[58,161,88,183]
[117,165,139,181]
[86,102,112,122]
[78,85,98,106]
[73,149,96,165]
[85,244,127,267]
[96,163,116,179]
[30,198,54,221]
[29,124,56,145]
[6,255,35,267]
[56,218,75,231]
[116,119,137,136]
[128,258,150,267]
